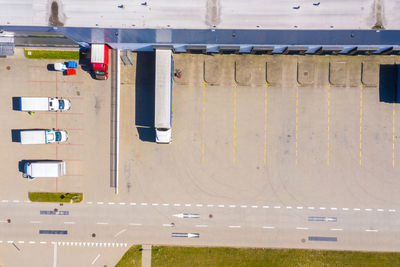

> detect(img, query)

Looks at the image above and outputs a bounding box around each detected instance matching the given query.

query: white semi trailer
[20,130,68,144]
[154,49,173,144]
[24,161,66,179]
[19,97,71,112]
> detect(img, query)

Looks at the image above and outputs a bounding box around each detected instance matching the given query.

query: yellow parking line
[359,83,363,166]
[202,82,206,163]
[233,82,237,164]
[393,103,395,168]
[264,82,268,165]
[327,83,331,165]
[296,83,299,165]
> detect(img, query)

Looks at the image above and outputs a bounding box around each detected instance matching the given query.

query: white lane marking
[30,221,41,224]
[195,225,208,228]
[87,202,93,204]
[389,209,396,212]
[108,202,115,205]
[218,205,225,208]
[353,208,360,211]
[174,203,181,207]
[114,229,127,237]
[119,202,126,205]
[296,227,309,230]
[251,205,258,209]
[91,254,101,265]
[274,206,281,209]
[330,228,343,231]
[262,226,275,229]
[319,207,326,210]
[12,200,20,203]
[18,241,24,244]
[377,209,384,212]
[130,203,136,206]
[365,208,372,211]
[96,222,109,225]
[141,203,148,206]
[162,223,174,227]
[53,242,57,267]
[185,204,192,207]
[163,203,170,206]
[196,204,203,207]
[240,205,247,208]
[262,206,269,209]
[7,241,13,244]
[297,207,303,210]
[308,207,314,210]
[342,208,349,211]
[152,203,159,206]
[229,205,236,208]
[29,241,35,244]
[0,220,7,223]
[0,241,2,244]
[64,222,75,225]
[365,229,378,232]
[97,202,104,205]
[330,207,337,210]
[1,200,9,203]
[228,225,241,228]
[24,200,31,203]
[129,223,142,226]
[286,206,292,209]
[40,241,47,244]
[207,204,214,207]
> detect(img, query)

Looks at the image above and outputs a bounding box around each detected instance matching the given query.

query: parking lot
[118,53,400,210]
[0,49,112,200]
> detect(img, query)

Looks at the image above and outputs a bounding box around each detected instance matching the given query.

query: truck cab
[91,44,109,80]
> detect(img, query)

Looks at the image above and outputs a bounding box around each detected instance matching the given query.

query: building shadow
[135,52,155,142]
[379,65,398,103]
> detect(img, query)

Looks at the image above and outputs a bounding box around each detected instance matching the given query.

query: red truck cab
[90,44,109,80]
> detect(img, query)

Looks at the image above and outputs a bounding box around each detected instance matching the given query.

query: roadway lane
[0,202,399,251]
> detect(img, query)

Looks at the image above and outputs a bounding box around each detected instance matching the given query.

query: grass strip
[115,245,142,267]
[148,246,400,267]
[28,192,83,203]
[25,50,79,59]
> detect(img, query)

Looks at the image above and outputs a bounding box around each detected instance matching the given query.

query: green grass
[25,50,79,59]
[115,245,142,267]
[28,192,83,203]
[149,246,400,267]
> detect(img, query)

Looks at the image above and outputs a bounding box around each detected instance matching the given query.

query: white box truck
[20,130,68,145]
[19,97,71,112]
[23,161,66,179]
[154,49,172,144]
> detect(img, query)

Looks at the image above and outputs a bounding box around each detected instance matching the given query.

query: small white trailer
[19,97,71,112]
[20,130,68,145]
[24,161,66,179]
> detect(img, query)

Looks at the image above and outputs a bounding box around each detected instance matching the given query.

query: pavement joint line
[108,202,115,205]
[195,225,208,228]
[96,222,109,225]
[262,226,275,229]
[97,202,104,205]
[119,202,126,205]
[228,225,241,228]
[330,228,343,231]
[196,204,203,207]
[296,227,309,230]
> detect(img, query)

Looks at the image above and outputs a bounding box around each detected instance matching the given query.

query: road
[0,201,399,251]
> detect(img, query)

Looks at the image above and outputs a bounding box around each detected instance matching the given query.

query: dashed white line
[12,200,20,203]
[185,204,192,207]
[152,203,159,206]
[218,205,225,208]
[330,228,343,231]
[162,223,174,227]
[353,208,360,211]
[195,225,208,228]
[108,202,115,205]
[87,202,93,204]
[389,209,396,212]
[207,204,214,207]
[262,226,275,229]
[297,207,303,210]
[365,229,378,232]
[40,241,47,244]
[30,221,41,224]
[308,207,315,210]
[296,227,309,230]
[377,209,384,212]
[29,241,36,244]
[2,200,9,203]
[119,202,126,205]
[274,206,281,209]
[7,241,13,244]
[130,203,136,206]
[262,206,269,209]
[129,223,142,226]
[365,208,372,211]
[174,203,181,207]
[141,203,148,206]
[229,205,236,208]
[195,204,203,207]
[240,205,248,208]
[97,202,104,205]
[96,222,109,225]
[228,225,241,228]
[286,206,292,209]
[162,203,169,206]
[342,208,349,211]
[330,207,338,211]
[251,205,258,209]
[64,222,75,225]
[18,241,24,244]
[319,207,326,210]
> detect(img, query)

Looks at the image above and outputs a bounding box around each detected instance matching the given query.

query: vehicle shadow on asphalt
[11,129,22,142]
[135,52,156,142]
[379,65,397,103]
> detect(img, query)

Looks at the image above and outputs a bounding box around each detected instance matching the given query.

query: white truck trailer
[19,97,71,112]
[20,130,68,144]
[24,161,66,179]
[154,49,173,144]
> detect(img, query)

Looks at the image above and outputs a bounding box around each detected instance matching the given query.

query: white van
[24,161,66,179]
[20,130,68,144]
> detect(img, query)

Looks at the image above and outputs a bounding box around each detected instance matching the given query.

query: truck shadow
[18,160,30,173]
[11,129,22,142]
[135,52,156,142]
[12,97,21,111]
[379,65,398,103]
[79,48,97,79]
